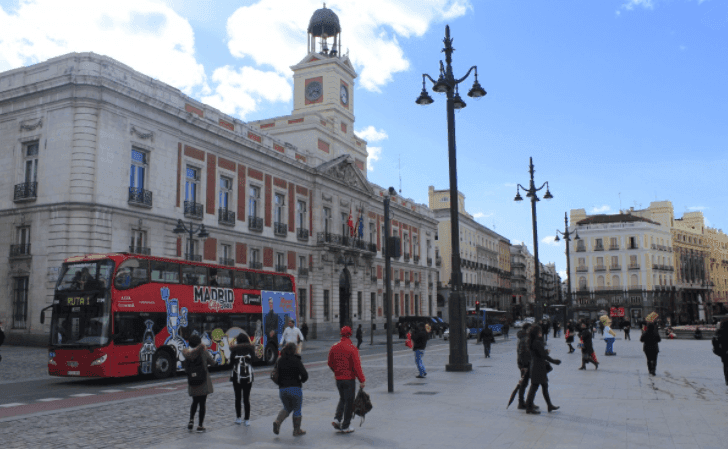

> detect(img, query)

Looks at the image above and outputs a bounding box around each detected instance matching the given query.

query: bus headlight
[91,354,107,366]
[48,359,57,365]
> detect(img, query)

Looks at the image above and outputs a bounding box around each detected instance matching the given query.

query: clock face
[340,85,348,104]
[305,81,322,101]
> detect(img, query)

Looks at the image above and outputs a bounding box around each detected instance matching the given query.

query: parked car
[513,320,525,328]
[443,328,449,341]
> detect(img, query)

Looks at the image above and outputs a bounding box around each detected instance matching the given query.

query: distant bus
[465,308,507,338]
[42,253,296,379]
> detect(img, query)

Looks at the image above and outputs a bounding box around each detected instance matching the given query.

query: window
[595,238,603,249]
[369,223,375,243]
[413,236,418,257]
[130,229,146,253]
[221,244,232,264]
[249,186,260,218]
[130,149,147,190]
[597,257,604,266]
[250,249,260,265]
[17,226,30,249]
[214,269,232,287]
[299,288,307,320]
[610,237,618,248]
[629,236,637,249]
[297,200,306,229]
[151,261,180,283]
[371,292,376,318]
[415,295,419,316]
[12,277,29,329]
[274,194,285,224]
[341,212,348,236]
[611,256,619,267]
[276,252,285,271]
[324,289,330,321]
[219,177,232,210]
[357,291,362,318]
[299,256,306,271]
[186,239,199,259]
[115,258,150,290]
[113,312,165,345]
[394,293,399,316]
[578,257,585,267]
[181,264,208,285]
[185,166,199,203]
[24,141,39,186]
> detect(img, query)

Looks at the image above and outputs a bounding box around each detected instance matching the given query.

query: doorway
[339,268,351,329]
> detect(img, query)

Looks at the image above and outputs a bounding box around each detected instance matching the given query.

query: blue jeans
[279,387,303,417]
[605,338,615,354]
[415,349,426,376]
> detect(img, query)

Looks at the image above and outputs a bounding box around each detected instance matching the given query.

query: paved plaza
[1,334,726,448]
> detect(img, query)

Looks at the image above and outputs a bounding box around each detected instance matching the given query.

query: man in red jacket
[328,326,366,433]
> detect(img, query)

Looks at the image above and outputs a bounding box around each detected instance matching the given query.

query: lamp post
[173,219,209,260]
[514,157,553,323]
[383,186,396,392]
[416,25,486,372]
[555,212,579,322]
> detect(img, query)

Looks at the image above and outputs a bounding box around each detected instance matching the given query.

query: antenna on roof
[398,155,402,194]
[619,192,621,212]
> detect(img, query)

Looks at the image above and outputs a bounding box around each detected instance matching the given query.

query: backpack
[270,359,280,385]
[231,353,253,383]
[352,387,373,426]
[185,354,207,386]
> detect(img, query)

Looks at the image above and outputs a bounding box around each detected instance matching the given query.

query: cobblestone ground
[0,346,49,383]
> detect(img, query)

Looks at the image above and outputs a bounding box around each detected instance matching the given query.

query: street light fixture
[513,157,553,322]
[415,25,486,373]
[555,212,579,321]
[173,219,209,261]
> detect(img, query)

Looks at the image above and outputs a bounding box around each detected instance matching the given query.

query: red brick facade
[288,183,295,233]
[218,157,235,171]
[263,247,273,267]
[237,164,246,221]
[236,242,247,265]
[204,238,216,261]
[206,154,216,215]
[185,103,203,117]
[184,145,205,161]
[317,139,330,153]
[264,174,272,227]
[287,251,296,270]
[219,119,234,131]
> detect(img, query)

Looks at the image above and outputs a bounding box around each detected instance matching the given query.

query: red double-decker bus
[42,253,296,379]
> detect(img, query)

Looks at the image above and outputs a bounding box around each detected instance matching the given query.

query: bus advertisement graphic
[261,291,297,348]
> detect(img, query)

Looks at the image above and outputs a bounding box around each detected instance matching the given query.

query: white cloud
[367,146,382,171]
[0,0,206,94]
[622,0,655,10]
[201,66,291,119]
[541,236,560,247]
[226,0,472,92]
[558,270,567,279]
[355,126,389,143]
[590,205,611,214]
[688,206,707,211]
[472,212,494,220]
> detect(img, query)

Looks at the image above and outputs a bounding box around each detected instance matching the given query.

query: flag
[347,207,354,237]
[358,212,364,239]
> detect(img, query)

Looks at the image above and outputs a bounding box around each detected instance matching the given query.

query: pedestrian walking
[503,322,510,340]
[182,334,215,433]
[553,321,560,339]
[479,325,495,358]
[565,320,575,353]
[272,342,309,436]
[640,323,661,376]
[524,324,561,414]
[412,323,428,378]
[515,323,535,410]
[623,321,631,341]
[712,318,728,386]
[280,319,305,357]
[578,322,599,370]
[300,322,309,341]
[229,333,255,426]
[601,315,617,356]
[328,326,366,434]
[542,320,550,343]
[356,324,363,349]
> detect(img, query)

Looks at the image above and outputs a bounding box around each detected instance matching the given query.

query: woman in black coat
[524,325,561,414]
[565,321,575,353]
[273,342,309,436]
[640,323,661,376]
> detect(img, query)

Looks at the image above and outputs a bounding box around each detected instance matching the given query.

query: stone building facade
[0,7,438,344]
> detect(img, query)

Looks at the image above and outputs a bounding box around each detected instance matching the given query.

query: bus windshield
[51,260,114,347]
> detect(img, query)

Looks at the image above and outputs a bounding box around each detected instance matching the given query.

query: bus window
[182,265,207,286]
[151,261,181,284]
[259,273,274,291]
[114,258,149,290]
[215,269,233,288]
[113,312,165,345]
[247,271,260,289]
[275,275,293,292]
[229,314,253,337]
[234,271,250,289]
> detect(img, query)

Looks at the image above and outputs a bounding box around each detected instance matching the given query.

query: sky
[1,0,726,279]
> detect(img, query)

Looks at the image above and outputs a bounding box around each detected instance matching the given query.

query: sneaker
[196,426,206,433]
[416,375,425,379]
[340,426,355,433]
[244,420,251,427]
[332,420,341,430]
[235,417,243,425]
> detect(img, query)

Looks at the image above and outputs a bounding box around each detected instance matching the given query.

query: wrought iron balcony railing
[184,254,202,262]
[128,187,153,207]
[576,266,588,272]
[129,246,151,255]
[297,228,309,241]
[184,201,203,219]
[628,264,640,270]
[315,233,377,253]
[394,279,400,286]
[218,208,235,226]
[403,253,410,262]
[275,264,287,273]
[10,244,31,257]
[627,245,639,250]
[575,246,586,252]
[298,268,309,277]
[435,257,442,267]
[594,265,607,271]
[609,245,619,250]
[219,257,234,266]
[249,261,263,269]
[427,257,433,266]
[371,275,378,283]
[594,246,604,251]
[274,222,288,236]
[13,182,37,202]
[248,216,263,232]
[610,265,621,271]
[413,255,420,264]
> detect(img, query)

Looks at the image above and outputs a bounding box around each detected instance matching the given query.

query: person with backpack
[412,323,428,378]
[640,323,661,376]
[328,326,366,434]
[272,342,309,436]
[713,318,728,386]
[182,334,215,433]
[229,332,255,426]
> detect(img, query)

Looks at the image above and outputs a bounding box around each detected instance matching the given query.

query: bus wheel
[152,350,173,379]
[265,345,278,365]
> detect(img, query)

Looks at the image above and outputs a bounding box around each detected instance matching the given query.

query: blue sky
[1,0,726,278]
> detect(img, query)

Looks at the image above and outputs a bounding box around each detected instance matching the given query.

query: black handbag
[185,355,207,386]
[545,362,553,373]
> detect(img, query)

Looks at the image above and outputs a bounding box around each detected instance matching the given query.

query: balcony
[609,245,619,250]
[415,281,420,288]
[413,255,420,264]
[427,257,433,266]
[184,201,203,219]
[218,208,236,226]
[274,222,288,237]
[298,268,309,277]
[394,279,400,286]
[371,275,378,283]
[403,253,410,262]
[428,282,433,289]
[248,216,263,232]
[315,233,377,255]
[628,264,640,270]
[297,228,309,242]
[610,265,621,271]
[435,257,442,267]
[275,264,287,273]
[9,244,31,257]
[627,245,639,250]
[576,266,589,272]
[128,187,153,207]
[249,261,263,270]
[218,257,234,266]
[575,246,586,252]
[594,246,604,251]
[128,246,151,255]
[184,254,202,262]
[405,279,411,287]
[594,265,607,272]
[13,182,37,202]
[628,285,643,291]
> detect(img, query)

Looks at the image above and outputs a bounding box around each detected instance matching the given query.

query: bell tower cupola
[307,3,342,57]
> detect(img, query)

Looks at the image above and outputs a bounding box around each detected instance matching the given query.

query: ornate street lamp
[555,212,580,321]
[173,219,209,261]
[415,25,486,372]
[514,157,553,322]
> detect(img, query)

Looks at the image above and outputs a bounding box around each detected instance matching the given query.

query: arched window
[630,274,639,287]
[597,276,605,287]
[611,275,620,288]
[579,277,587,289]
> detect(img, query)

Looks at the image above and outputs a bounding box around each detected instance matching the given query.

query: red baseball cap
[340,326,353,337]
